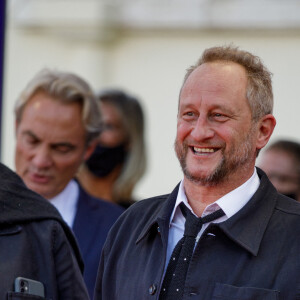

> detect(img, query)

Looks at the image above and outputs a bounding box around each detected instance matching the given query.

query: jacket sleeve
[52,221,90,300]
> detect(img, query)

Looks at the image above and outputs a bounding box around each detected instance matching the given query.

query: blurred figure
[14,69,124,299]
[0,162,88,299]
[259,139,300,201]
[77,89,146,208]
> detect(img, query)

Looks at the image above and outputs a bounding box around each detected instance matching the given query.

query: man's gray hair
[15,68,101,144]
[182,45,273,121]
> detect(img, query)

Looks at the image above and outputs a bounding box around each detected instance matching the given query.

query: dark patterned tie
[159,202,225,300]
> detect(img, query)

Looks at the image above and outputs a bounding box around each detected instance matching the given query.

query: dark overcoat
[95,168,300,300]
[0,163,89,300]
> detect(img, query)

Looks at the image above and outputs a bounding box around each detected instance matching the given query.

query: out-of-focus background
[2,0,300,199]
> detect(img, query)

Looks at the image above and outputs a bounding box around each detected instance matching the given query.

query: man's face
[259,149,300,199]
[15,91,93,199]
[175,61,259,186]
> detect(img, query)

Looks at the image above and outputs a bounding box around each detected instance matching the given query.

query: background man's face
[175,61,257,186]
[15,91,92,199]
[97,102,128,147]
[259,149,300,200]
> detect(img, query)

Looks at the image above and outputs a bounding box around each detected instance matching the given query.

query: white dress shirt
[165,168,260,267]
[50,179,79,228]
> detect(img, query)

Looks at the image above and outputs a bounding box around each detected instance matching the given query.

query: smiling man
[14,69,124,299]
[95,46,300,300]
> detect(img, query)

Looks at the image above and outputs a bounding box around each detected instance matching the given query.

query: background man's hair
[15,68,101,144]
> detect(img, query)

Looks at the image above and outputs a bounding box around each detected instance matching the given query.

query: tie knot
[179,202,225,237]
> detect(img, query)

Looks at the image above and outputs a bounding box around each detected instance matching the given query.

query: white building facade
[3,0,300,199]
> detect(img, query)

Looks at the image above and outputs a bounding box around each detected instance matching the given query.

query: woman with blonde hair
[77,89,146,208]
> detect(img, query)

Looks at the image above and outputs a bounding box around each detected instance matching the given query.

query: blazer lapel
[72,188,99,257]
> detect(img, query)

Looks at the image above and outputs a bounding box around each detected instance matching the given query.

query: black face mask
[86,144,127,177]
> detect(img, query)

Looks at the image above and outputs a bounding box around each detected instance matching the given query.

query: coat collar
[136,184,180,244]
[219,168,278,256]
[136,168,278,257]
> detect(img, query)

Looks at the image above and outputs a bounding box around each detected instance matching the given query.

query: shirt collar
[170,168,260,223]
[49,179,79,228]
[136,168,279,256]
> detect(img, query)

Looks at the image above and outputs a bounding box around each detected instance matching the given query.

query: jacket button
[149,284,157,295]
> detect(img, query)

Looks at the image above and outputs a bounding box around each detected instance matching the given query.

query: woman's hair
[98,89,147,202]
[15,68,101,144]
[182,45,273,121]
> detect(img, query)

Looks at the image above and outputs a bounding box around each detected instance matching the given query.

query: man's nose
[32,147,53,168]
[190,116,214,141]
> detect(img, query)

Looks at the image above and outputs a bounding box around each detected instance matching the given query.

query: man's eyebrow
[210,104,235,114]
[22,130,76,149]
[51,142,76,149]
[22,130,40,140]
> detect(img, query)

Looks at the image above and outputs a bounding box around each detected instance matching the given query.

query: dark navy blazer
[72,184,124,299]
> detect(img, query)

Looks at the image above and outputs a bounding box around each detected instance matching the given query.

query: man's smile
[192,147,218,154]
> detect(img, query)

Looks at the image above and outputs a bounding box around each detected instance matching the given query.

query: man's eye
[183,111,195,117]
[212,113,228,121]
[214,113,223,117]
[25,137,38,145]
[54,146,73,153]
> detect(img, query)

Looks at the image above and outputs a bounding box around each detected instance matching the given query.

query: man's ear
[256,114,276,150]
[83,140,97,161]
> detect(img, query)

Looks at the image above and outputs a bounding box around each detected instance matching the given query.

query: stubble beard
[174,129,256,186]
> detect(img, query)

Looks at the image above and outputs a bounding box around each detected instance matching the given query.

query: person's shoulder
[114,193,170,227]
[273,194,300,233]
[102,193,171,250]
[275,194,300,217]
[0,162,20,181]
[25,218,65,235]
[77,186,125,216]
[16,218,78,253]
[0,163,65,224]
[127,193,170,212]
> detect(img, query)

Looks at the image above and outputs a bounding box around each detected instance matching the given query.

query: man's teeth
[193,147,215,153]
